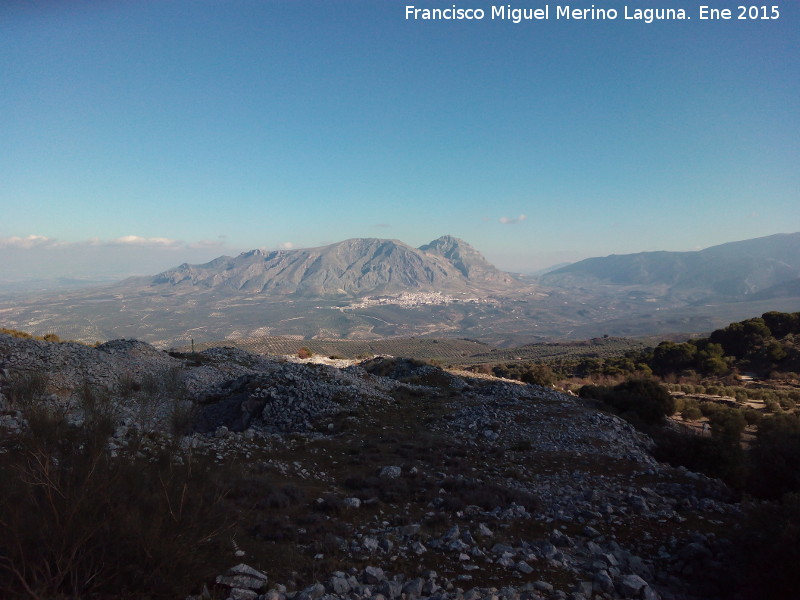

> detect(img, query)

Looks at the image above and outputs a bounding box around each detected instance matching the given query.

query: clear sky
[1,0,798,280]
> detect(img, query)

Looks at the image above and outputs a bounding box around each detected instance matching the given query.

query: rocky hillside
[0,333,747,600]
[135,236,519,298]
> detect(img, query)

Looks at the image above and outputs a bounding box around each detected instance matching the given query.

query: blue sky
[1,0,798,279]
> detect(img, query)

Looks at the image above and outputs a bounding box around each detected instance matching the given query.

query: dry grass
[0,413,235,599]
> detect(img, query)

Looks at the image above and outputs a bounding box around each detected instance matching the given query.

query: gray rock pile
[193,361,393,434]
[0,333,740,600]
[0,336,180,391]
[208,519,730,600]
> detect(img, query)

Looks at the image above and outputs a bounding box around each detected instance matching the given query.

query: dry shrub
[117,372,140,397]
[439,477,540,513]
[5,371,49,409]
[0,393,236,599]
[257,484,306,510]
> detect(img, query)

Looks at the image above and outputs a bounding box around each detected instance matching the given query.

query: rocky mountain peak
[419,234,471,254]
[420,235,514,283]
[240,248,269,258]
[146,235,519,298]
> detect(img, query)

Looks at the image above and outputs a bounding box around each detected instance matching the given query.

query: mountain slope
[541,232,800,302]
[419,235,516,284]
[142,236,518,298]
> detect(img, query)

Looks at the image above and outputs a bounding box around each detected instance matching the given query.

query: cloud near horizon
[112,235,178,246]
[0,234,56,249]
[499,214,527,225]
[0,234,236,282]
[0,235,228,251]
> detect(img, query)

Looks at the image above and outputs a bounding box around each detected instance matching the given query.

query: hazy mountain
[525,262,573,277]
[541,233,800,302]
[1,233,797,346]
[131,236,519,298]
[746,278,800,301]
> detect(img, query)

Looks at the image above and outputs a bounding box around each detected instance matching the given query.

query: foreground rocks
[0,335,740,600]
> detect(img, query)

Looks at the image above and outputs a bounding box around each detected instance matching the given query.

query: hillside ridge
[542,232,800,302]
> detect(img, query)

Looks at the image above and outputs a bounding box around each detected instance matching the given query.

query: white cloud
[0,234,238,282]
[0,234,219,251]
[0,234,55,248]
[112,235,179,247]
[499,214,527,225]
[279,242,294,249]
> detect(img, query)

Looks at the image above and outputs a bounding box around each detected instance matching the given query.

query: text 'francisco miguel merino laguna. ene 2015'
[405,4,697,24]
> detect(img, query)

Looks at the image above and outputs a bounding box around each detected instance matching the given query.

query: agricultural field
[464,337,648,365]
[179,336,494,362]
[178,335,656,370]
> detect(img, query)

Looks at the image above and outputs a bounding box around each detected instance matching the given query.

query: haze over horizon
[2,1,798,282]
[1,231,798,287]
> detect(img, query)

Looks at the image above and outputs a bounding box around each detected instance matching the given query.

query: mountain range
[140,236,518,297]
[541,232,800,303]
[0,233,798,346]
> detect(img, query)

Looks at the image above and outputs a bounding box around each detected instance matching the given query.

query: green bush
[519,364,556,387]
[652,429,746,488]
[708,407,746,444]
[490,362,556,386]
[700,401,724,417]
[606,378,676,425]
[578,384,605,400]
[580,378,675,426]
[743,409,762,426]
[748,414,800,499]
[682,406,703,421]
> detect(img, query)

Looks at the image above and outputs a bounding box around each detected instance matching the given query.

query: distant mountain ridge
[2,232,798,346]
[541,232,800,302]
[141,236,518,298]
